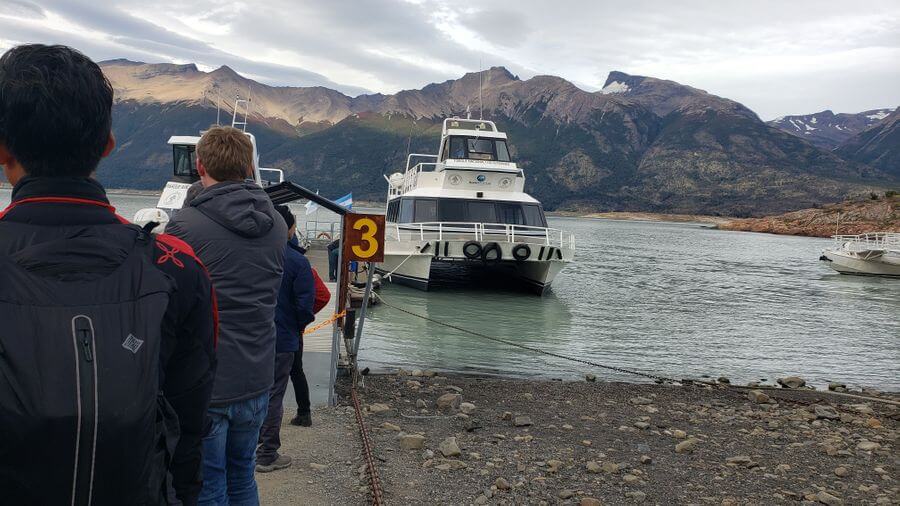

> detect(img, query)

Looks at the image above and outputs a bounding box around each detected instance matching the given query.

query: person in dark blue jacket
[256,205,316,472]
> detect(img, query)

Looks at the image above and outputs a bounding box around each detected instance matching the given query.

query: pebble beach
[260,372,898,505]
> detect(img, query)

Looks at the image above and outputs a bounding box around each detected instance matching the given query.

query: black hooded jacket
[0,177,217,505]
[166,180,286,405]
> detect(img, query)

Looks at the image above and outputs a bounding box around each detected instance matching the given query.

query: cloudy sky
[1,0,897,119]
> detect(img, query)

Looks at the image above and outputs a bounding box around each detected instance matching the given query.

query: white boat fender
[481,242,502,262]
[512,244,531,261]
[133,208,170,233]
[463,241,482,259]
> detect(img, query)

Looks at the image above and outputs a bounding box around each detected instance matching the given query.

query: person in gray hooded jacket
[166,126,286,506]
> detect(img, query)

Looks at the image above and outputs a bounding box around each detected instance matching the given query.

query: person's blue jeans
[198,392,269,506]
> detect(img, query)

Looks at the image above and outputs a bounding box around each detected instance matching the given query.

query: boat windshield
[443,136,511,162]
[388,197,546,227]
[172,144,199,182]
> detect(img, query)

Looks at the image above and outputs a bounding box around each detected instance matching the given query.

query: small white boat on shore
[377,118,575,294]
[820,233,900,277]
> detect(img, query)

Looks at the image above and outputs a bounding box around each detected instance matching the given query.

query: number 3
[352,218,378,259]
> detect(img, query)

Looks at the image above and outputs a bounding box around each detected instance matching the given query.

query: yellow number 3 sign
[342,213,385,263]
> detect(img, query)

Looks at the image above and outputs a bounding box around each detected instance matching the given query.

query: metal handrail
[831,232,900,252]
[405,153,438,172]
[387,221,576,249]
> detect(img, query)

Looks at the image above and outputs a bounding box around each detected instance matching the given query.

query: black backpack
[0,224,179,505]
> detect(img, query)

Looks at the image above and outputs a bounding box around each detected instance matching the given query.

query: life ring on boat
[481,242,502,262]
[316,232,332,240]
[512,244,531,261]
[463,241,483,259]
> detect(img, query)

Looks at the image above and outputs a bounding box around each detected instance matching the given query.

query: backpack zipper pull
[74,318,94,362]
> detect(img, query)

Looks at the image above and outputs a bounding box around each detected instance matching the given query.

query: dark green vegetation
[97,64,897,217]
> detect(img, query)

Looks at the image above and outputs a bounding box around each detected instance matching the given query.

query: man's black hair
[274,204,296,229]
[0,44,113,177]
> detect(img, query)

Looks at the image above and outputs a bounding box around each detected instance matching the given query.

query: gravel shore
[262,373,898,505]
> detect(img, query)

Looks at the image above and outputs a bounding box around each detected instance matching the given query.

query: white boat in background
[134,98,284,226]
[820,233,900,277]
[377,118,575,295]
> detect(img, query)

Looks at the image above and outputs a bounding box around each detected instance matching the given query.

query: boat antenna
[479,58,484,120]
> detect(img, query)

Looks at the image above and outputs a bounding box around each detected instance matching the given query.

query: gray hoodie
[167,181,287,405]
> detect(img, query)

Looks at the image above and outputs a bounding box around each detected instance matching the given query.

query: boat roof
[168,135,201,145]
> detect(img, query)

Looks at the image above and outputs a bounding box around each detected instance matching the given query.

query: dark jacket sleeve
[292,255,317,331]
[155,234,217,506]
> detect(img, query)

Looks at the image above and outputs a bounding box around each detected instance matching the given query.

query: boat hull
[377,239,569,295]
[822,251,900,277]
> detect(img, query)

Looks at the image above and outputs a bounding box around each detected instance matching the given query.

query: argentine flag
[335,193,353,210]
[305,192,353,215]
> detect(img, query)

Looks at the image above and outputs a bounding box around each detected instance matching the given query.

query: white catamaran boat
[377,118,575,294]
[820,233,900,277]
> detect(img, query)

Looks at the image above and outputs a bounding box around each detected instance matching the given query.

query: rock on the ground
[581,499,602,506]
[777,376,806,389]
[626,490,647,502]
[586,461,602,473]
[816,490,843,506]
[629,396,653,405]
[856,441,881,451]
[748,390,770,403]
[814,405,840,420]
[558,489,575,499]
[675,438,699,454]
[367,403,390,414]
[514,416,533,427]
[460,402,476,414]
[439,436,462,457]
[436,393,462,410]
[585,374,597,382]
[495,477,511,490]
[399,434,426,450]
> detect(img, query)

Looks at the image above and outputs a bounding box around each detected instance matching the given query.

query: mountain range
[768,108,895,149]
[97,60,898,217]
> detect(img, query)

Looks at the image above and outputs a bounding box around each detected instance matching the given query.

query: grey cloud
[0,1,44,18]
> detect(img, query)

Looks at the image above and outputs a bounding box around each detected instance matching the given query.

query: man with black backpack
[0,44,217,505]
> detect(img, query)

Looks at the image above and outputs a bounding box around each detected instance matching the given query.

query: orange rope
[302,310,347,335]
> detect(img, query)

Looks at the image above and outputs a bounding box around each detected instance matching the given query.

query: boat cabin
[157,133,284,211]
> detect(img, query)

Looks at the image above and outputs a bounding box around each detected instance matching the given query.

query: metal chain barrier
[303,310,347,336]
[351,385,385,505]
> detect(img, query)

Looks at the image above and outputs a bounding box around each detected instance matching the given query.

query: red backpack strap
[155,233,219,347]
[0,196,130,224]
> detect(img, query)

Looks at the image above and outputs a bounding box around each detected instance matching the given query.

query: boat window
[449,137,466,159]
[468,201,497,223]
[497,203,525,225]
[399,198,414,223]
[523,205,546,227]
[467,138,495,160]
[496,140,511,162]
[414,199,437,222]
[172,145,197,180]
[387,199,400,222]
[440,138,450,162]
[438,199,467,222]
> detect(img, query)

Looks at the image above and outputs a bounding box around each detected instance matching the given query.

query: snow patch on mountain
[867,110,890,121]
[600,81,630,94]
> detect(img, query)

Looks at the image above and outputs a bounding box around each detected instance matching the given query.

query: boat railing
[831,232,900,252]
[387,222,576,250]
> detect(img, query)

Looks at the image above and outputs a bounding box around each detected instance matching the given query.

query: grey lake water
[3,188,898,391]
